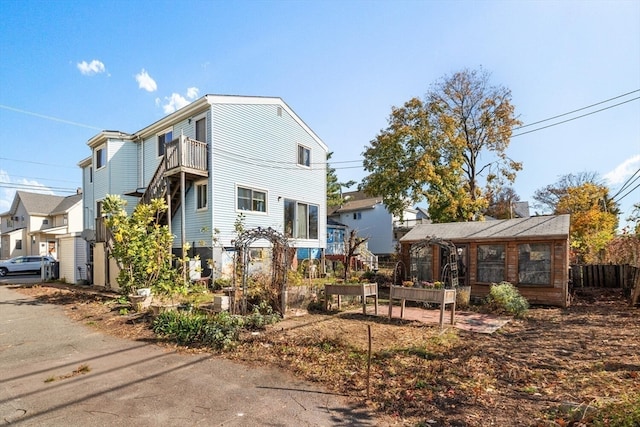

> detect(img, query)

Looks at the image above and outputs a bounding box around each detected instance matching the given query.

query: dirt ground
[9,283,640,426]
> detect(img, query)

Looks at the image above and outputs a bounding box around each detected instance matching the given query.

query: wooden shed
[399,215,571,307]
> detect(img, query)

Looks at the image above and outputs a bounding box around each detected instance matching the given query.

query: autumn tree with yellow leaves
[361,67,522,222]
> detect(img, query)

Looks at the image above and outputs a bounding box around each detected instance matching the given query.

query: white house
[0,191,85,283]
[328,191,418,258]
[79,95,328,289]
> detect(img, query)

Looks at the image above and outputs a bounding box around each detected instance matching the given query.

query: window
[157,128,173,156]
[518,243,552,285]
[297,144,310,167]
[43,219,49,225]
[195,117,206,142]
[16,239,22,250]
[196,182,208,210]
[477,244,505,283]
[96,147,106,169]
[284,199,318,239]
[237,187,266,212]
[353,212,362,220]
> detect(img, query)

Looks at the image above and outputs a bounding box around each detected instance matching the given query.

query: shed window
[410,245,433,282]
[518,243,552,285]
[477,244,505,283]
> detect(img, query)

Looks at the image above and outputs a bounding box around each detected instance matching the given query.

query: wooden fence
[570,264,639,293]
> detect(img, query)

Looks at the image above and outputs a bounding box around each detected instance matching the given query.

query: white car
[0,256,55,277]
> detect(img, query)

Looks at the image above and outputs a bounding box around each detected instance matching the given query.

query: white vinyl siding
[211,102,326,247]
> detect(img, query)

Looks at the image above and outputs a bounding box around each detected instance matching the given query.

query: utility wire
[0,156,78,169]
[512,96,640,138]
[0,104,103,131]
[610,169,640,202]
[614,182,640,203]
[514,89,640,130]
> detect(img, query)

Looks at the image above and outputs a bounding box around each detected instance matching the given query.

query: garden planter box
[388,286,456,328]
[324,283,378,314]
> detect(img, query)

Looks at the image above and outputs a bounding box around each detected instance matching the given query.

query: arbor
[361,68,522,222]
[533,173,620,263]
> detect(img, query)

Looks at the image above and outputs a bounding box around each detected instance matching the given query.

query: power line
[0,182,78,193]
[514,89,640,130]
[512,96,640,138]
[615,182,640,203]
[610,168,640,201]
[0,104,103,131]
[0,156,79,169]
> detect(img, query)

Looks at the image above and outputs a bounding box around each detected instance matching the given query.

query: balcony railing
[393,218,429,229]
[165,135,208,176]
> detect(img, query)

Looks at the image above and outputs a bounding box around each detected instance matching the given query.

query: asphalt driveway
[0,285,378,426]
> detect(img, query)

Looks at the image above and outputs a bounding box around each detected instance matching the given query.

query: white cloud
[604,155,640,185]
[0,170,54,214]
[186,87,199,99]
[77,59,106,76]
[160,87,200,114]
[135,69,157,92]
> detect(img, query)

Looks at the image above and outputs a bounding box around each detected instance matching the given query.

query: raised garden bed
[388,286,456,328]
[324,283,378,315]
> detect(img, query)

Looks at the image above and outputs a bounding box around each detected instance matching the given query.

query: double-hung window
[196,182,208,210]
[297,144,310,167]
[157,128,173,156]
[237,187,266,212]
[96,147,106,169]
[284,199,318,239]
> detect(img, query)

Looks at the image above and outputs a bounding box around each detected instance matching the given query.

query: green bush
[152,307,280,350]
[485,281,529,317]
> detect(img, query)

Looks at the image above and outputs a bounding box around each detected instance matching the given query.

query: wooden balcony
[165,135,209,179]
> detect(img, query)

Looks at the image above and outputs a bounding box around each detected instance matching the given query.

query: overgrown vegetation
[152,304,281,350]
[102,195,176,296]
[484,281,529,317]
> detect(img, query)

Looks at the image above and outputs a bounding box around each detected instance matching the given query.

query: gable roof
[328,190,382,215]
[400,214,570,243]
[6,191,81,216]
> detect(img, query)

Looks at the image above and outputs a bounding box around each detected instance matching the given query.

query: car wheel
[0,268,7,277]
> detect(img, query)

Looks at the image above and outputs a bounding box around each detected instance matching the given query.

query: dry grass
[12,284,640,426]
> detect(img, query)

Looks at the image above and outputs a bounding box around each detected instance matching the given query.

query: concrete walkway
[0,285,379,426]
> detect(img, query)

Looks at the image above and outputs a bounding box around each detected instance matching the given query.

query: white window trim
[192,112,207,142]
[235,184,269,215]
[195,180,208,211]
[95,145,107,170]
[297,144,311,168]
[157,127,174,158]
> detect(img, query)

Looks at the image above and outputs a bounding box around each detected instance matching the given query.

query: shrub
[485,281,529,317]
[152,307,281,350]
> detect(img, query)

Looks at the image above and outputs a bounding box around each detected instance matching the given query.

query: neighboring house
[0,190,85,283]
[79,95,328,289]
[328,191,418,258]
[399,214,571,307]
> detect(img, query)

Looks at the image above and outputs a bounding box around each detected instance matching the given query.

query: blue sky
[1,0,638,230]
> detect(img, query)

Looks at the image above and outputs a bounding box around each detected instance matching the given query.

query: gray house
[79,95,328,289]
